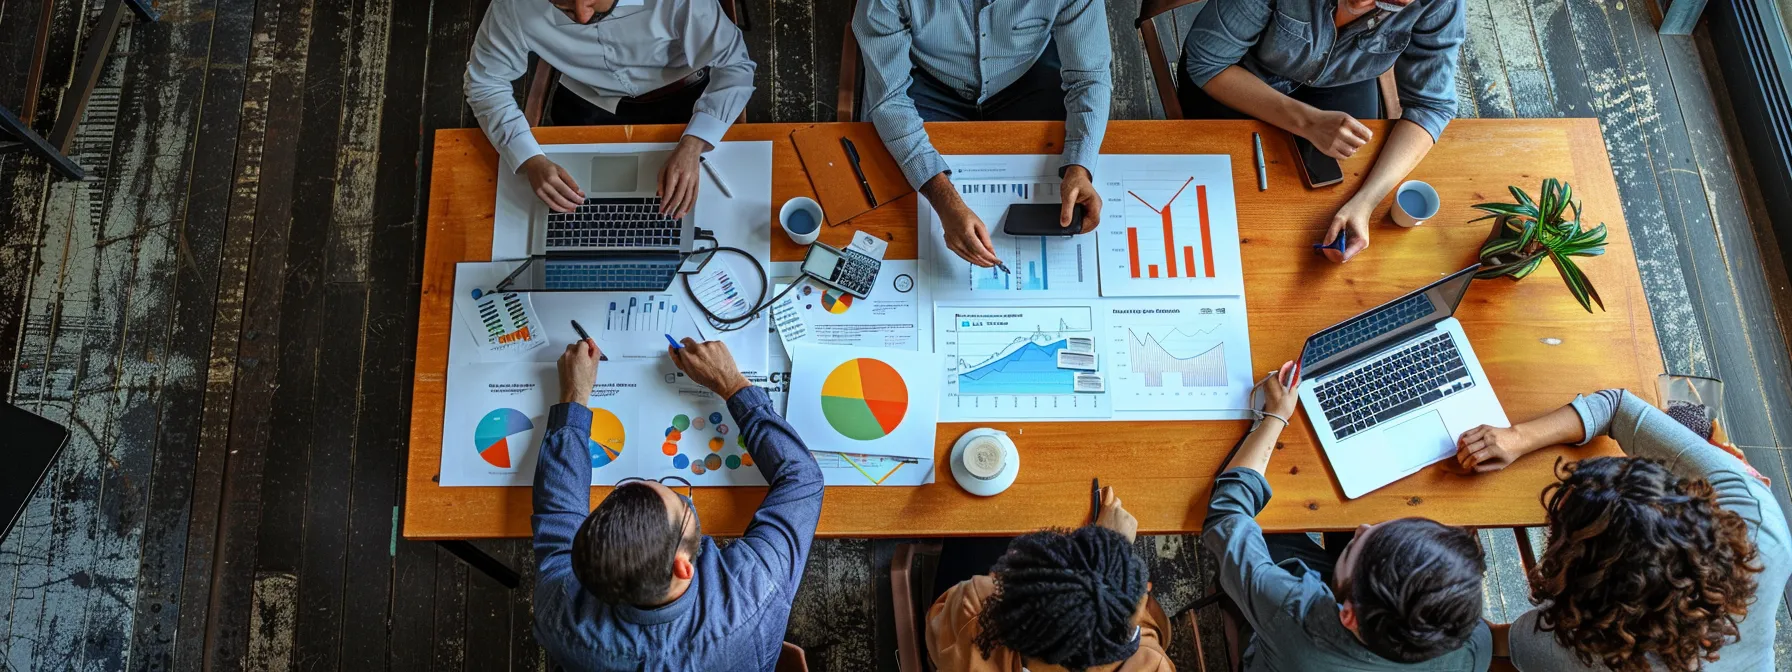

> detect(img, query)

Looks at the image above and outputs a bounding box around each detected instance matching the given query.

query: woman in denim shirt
[1178,0,1465,262]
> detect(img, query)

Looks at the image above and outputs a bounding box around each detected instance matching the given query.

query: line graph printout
[934,304,1111,420]
[1096,155,1244,297]
[918,154,1101,301]
[1104,298,1254,415]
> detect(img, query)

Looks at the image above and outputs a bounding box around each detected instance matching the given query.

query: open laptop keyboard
[543,260,679,291]
[1316,332,1474,439]
[545,197,683,251]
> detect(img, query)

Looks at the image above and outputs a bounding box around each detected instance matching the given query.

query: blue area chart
[958,340,1076,394]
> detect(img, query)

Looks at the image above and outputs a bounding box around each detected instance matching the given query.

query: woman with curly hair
[1454,389,1790,671]
[925,487,1173,672]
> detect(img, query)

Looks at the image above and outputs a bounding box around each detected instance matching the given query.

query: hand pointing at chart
[670,338,752,400]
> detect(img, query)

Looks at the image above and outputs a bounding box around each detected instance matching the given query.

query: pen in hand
[665,334,684,350]
[570,319,608,361]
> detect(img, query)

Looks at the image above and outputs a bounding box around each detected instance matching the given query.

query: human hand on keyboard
[658,136,707,218]
[522,155,584,213]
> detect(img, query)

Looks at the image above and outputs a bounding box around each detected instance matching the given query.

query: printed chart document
[918,155,1100,302]
[450,261,707,365]
[1103,298,1254,418]
[934,303,1112,421]
[785,343,942,460]
[1095,154,1244,298]
[454,287,549,357]
[770,260,921,352]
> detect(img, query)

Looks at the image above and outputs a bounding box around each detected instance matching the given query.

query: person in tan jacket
[926,487,1175,672]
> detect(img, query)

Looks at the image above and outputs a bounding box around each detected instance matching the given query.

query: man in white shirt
[465,0,755,219]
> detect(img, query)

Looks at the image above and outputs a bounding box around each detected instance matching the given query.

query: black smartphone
[1293,135,1344,188]
[1002,203,1085,236]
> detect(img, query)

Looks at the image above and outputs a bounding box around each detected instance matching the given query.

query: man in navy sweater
[531,337,823,671]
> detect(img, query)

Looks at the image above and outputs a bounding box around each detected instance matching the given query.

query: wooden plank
[322,0,395,283]
[1459,0,1517,118]
[433,546,470,671]
[1108,0,1160,121]
[509,538,544,671]
[1484,0,1555,117]
[1524,0,1597,117]
[245,571,299,671]
[786,539,877,669]
[292,283,369,672]
[770,0,815,123]
[462,540,513,670]
[341,0,431,663]
[405,119,1661,540]
[0,0,54,398]
[739,0,775,123]
[1658,36,1792,447]
[810,0,853,123]
[1558,0,1712,380]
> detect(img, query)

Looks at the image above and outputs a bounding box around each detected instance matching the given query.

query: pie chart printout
[822,289,853,314]
[588,407,626,468]
[474,408,534,469]
[820,358,910,440]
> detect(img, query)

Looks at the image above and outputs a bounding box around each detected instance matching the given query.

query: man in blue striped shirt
[853,0,1113,268]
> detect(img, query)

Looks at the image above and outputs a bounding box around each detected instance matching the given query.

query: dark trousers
[548,78,710,126]
[1262,532,1355,583]
[906,42,1067,122]
[1177,77,1382,122]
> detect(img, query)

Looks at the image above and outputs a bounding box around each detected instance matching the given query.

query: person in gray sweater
[1454,389,1790,671]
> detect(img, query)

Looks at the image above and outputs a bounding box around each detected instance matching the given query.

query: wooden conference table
[405,119,1660,541]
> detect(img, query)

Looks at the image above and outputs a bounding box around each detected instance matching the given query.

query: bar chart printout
[1097,157,1244,297]
[922,177,1099,298]
[1103,298,1254,414]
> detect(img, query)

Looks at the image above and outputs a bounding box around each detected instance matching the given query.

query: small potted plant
[1471,178,1607,313]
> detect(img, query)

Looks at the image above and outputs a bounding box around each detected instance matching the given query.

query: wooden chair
[837,16,864,122]
[891,541,943,672]
[776,642,810,672]
[522,0,744,127]
[1135,0,1401,121]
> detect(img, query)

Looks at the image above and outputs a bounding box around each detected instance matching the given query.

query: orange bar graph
[1127,177,1197,282]
[1184,246,1197,278]
[1162,207,1177,278]
[1197,185,1215,278]
[1127,227,1141,278]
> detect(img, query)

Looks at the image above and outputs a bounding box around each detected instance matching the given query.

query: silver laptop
[1297,265,1509,499]
[501,152,697,293]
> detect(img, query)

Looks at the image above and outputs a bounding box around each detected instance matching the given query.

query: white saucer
[950,428,1019,497]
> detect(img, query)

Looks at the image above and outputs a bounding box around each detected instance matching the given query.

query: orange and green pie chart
[821,289,853,314]
[820,358,909,440]
[587,407,626,468]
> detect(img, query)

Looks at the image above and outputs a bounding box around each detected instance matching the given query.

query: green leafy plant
[1471,178,1607,313]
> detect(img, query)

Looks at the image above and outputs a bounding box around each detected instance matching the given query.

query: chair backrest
[1136,0,1205,120]
[776,642,809,672]
[837,17,862,122]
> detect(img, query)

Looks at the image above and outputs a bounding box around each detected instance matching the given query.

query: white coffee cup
[1391,180,1440,228]
[950,428,1019,497]
[779,197,825,245]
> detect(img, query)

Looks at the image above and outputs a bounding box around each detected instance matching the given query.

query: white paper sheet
[1103,298,1255,417]
[934,302,1113,420]
[785,343,941,459]
[1095,154,1245,297]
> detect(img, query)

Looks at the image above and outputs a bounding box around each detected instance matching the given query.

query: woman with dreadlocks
[924,487,1174,672]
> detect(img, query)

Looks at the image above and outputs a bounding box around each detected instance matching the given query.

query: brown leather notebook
[790,123,911,225]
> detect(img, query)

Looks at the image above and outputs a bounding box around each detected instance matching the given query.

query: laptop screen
[0,403,69,545]
[1299,265,1479,376]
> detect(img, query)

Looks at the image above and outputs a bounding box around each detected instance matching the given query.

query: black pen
[1090,477,1102,525]
[569,319,608,361]
[841,137,878,208]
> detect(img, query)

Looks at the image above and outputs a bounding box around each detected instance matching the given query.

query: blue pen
[665,334,684,349]
[1313,228,1349,254]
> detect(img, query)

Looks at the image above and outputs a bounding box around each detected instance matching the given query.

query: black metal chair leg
[0,106,84,180]
[438,539,521,589]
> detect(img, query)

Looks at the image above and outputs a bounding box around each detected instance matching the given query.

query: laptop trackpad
[589,155,639,193]
[1382,411,1455,472]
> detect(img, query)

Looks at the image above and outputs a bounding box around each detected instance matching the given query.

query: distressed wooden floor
[1,0,1789,669]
